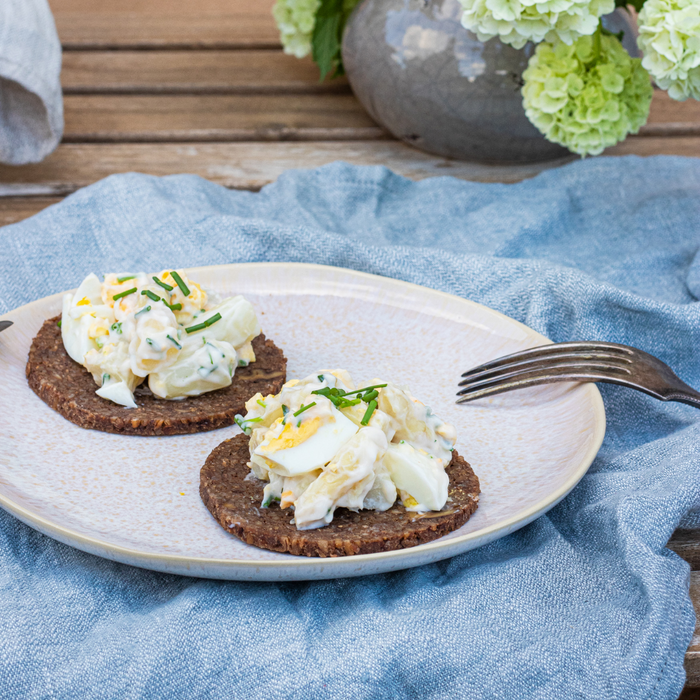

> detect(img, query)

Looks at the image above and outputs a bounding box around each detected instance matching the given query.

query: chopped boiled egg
[238,370,459,531]
[60,269,261,407]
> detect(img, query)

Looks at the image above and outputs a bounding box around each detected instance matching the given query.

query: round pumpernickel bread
[200,433,480,557]
[26,315,287,436]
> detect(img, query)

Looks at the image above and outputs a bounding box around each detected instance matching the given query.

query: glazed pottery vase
[342,0,638,163]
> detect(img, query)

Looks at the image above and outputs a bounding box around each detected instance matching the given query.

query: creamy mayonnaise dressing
[61,270,260,408]
[236,371,457,530]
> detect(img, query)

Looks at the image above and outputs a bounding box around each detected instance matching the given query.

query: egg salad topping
[61,270,260,408]
[236,371,457,530]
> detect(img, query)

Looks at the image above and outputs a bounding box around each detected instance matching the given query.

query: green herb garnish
[317,374,325,382]
[153,276,174,292]
[141,289,161,302]
[167,334,182,349]
[162,300,182,312]
[170,271,190,297]
[184,312,222,334]
[257,399,267,408]
[117,275,136,283]
[111,322,122,333]
[135,305,151,317]
[57,320,62,328]
[293,402,316,417]
[342,384,387,397]
[102,373,110,383]
[362,389,379,403]
[360,399,377,425]
[112,287,137,301]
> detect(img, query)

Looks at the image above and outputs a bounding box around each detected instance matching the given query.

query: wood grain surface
[61,51,348,94]
[50,0,280,49]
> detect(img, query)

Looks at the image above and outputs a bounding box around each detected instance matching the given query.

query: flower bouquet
[273,0,700,157]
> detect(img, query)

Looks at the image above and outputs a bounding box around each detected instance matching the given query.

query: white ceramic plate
[0,263,605,581]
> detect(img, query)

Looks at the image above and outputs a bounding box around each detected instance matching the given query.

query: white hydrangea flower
[272,0,321,59]
[459,0,615,50]
[638,0,700,100]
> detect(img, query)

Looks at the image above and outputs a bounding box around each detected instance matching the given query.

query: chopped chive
[111,322,122,333]
[153,276,174,291]
[297,420,302,428]
[282,405,289,415]
[135,305,151,317]
[362,389,379,403]
[117,275,136,283]
[57,320,62,328]
[293,402,316,417]
[317,374,325,382]
[112,287,137,301]
[184,312,221,335]
[248,417,262,423]
[342,384,387,397]
[162,300,182,311]
[102,373,110,383]
[184,321,207,334]
[170,271,190,297]
[238,359,248,367]
[166,334,182,349]
[141,289,161,302]
[257,399,267,408]
[94,336,105,349]
[361,399,378,425]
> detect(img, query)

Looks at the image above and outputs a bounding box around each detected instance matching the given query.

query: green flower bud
[522,33,653,156]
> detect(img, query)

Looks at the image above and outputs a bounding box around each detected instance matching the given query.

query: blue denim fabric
[0,156,698,699]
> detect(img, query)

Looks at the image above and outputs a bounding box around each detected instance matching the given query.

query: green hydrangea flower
[273,0,321,59]
[459,0,614,50]
[638,0,700,101]
[522,33,653,156]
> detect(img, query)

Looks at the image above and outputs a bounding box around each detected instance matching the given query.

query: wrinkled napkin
[0,157,699,699]
[0,0,62,165]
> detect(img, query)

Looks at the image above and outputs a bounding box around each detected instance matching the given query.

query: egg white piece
[255,405,359,477]
[382,441,448,512]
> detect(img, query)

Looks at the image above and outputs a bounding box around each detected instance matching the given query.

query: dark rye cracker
[26,315,287,436]
[200,433,480,557]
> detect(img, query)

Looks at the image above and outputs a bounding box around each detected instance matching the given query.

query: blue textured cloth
[1,156,699,699]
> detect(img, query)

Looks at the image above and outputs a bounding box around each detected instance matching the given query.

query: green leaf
[615,0,645,12]
[311,0,361,80]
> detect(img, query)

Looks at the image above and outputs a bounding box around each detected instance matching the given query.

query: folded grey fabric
[0,0,62,165]
[0,156,698,699]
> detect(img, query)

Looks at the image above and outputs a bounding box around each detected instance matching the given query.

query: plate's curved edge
[0,262,606,581]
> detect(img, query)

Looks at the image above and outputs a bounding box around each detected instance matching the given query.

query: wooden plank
[50,0,280,49]
[59,86,699,141]
[686,572,700,687]
[644,91,700,137]
[0,137,698,197]
[62,94,383,142]
[0,142,577,196]
[0,198,62,226]
[61,51,346,95]
[669,530,700,570]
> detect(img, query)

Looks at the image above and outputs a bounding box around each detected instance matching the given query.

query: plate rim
[0,262,606,578]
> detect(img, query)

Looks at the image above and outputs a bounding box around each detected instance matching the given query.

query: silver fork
[456,341,700,408]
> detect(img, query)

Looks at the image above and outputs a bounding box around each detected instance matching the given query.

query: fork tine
[457,359,632,397]
[456,364,644,404]
[457,350,633,387]
[461,342,634,379]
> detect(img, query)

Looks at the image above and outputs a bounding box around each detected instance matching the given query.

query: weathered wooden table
[3,2,700,694]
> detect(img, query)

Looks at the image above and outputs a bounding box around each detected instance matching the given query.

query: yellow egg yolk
[258,416,330,454]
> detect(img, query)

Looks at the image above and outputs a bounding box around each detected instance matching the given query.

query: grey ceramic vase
[342,0,638,163]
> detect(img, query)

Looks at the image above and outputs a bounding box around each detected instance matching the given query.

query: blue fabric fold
[0,156,698,699]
